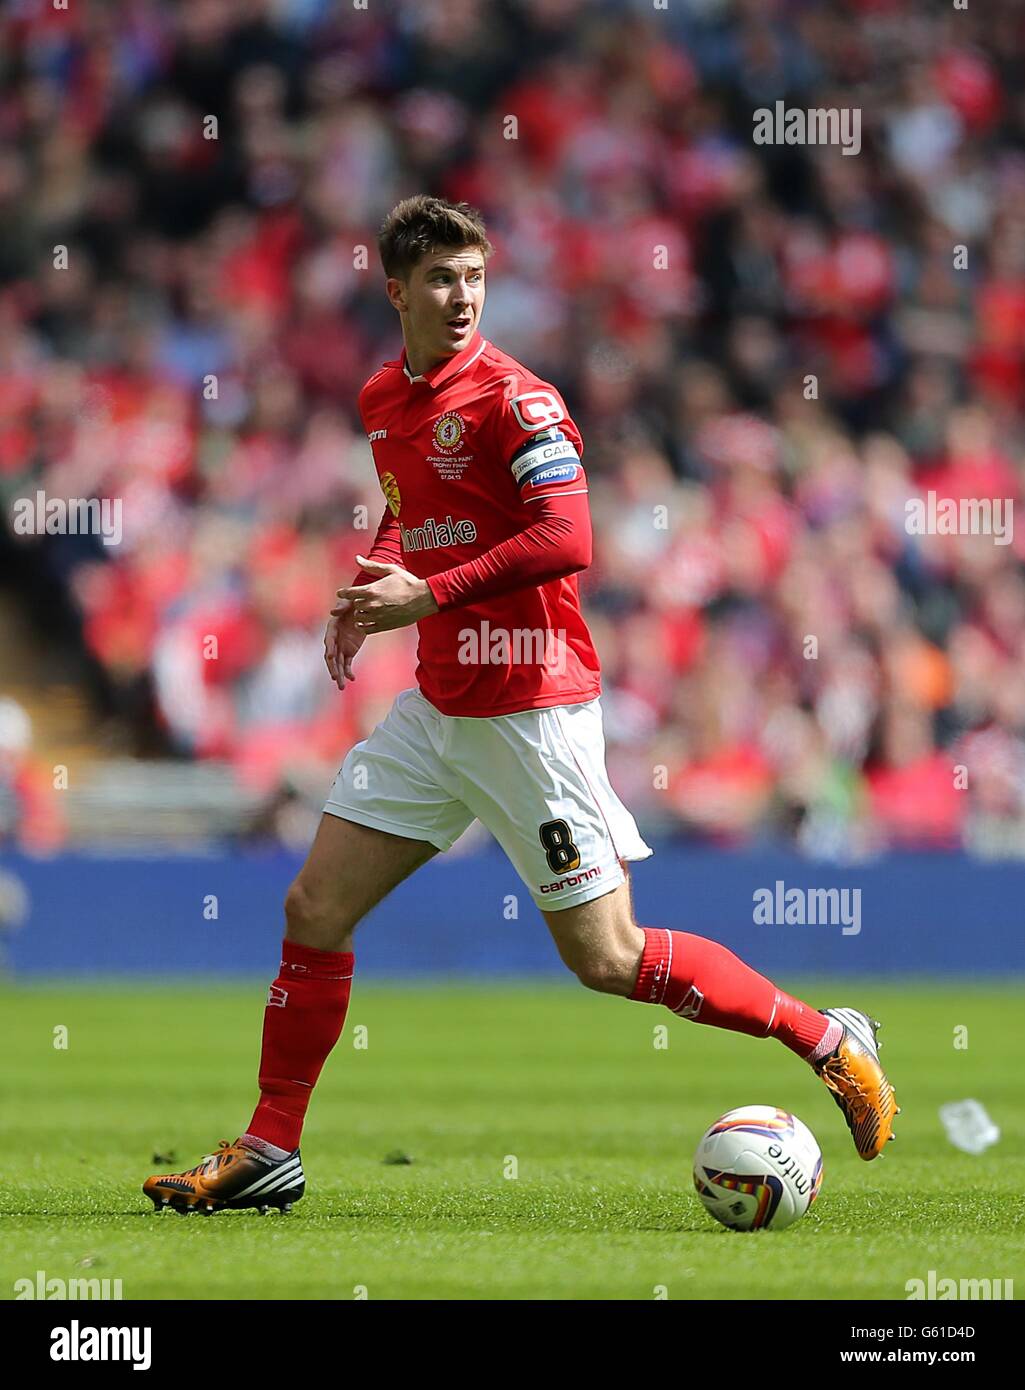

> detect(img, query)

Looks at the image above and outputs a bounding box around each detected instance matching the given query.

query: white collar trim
[403,337,487,385]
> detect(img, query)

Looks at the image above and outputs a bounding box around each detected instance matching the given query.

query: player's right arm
[326,378,406,690]
[324,503,403,690]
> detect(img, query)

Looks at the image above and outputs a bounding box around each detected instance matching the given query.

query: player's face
[390,247,486,369]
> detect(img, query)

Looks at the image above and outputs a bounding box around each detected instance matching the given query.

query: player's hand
[324,602,365,691]
[333,556,440,634]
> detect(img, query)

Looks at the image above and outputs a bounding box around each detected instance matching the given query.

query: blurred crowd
[3,0,1025,855]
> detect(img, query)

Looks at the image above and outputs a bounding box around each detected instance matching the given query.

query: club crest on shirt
[433,412,466,452]
[427,411,474,480]
[379,470,401,517]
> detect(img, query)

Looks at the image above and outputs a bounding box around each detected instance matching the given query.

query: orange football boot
[143,1140,304,1215]
[814,1008,900,1160]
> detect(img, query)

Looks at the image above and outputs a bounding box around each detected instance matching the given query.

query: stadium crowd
[3,0,1025,855]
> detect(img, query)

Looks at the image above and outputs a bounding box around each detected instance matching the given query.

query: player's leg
[283,808,439,954]
[540,876,643,993]
[541,864,827,1038]
[541,865,828,1038]
[141,818,437,1216]
[455,697,898,1160]
[243,813,438,1157]
[541,871,898,1159]
[245,686,471,1161]
[143,688,471,1214]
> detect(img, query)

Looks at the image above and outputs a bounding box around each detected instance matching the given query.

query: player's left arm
[334,382,591,630]
[423,380,591,612]
[333,484,592,632]
[424,487,591,612]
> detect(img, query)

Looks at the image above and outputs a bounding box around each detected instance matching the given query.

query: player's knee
[283,878,320,938]
[570,950,635,996]
[284,878,352,950]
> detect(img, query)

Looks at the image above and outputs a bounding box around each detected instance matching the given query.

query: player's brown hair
[378,195,494,280]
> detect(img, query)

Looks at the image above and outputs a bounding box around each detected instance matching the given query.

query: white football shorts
[323,686,652,910]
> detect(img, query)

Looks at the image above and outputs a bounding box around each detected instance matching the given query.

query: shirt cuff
[425,572,451,611]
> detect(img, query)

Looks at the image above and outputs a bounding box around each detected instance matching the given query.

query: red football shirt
[356,332,602,716]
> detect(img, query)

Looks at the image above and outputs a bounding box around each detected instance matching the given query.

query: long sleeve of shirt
[424,487,592,612]
[350,506,404,587]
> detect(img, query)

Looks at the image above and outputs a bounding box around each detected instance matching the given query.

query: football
[693,1106,823,1232]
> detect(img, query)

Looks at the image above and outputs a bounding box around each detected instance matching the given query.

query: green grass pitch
[1,980,1022,1300]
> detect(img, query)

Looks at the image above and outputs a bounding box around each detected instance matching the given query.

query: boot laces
[184,1140,238,1177]
[823,1050,870,1120]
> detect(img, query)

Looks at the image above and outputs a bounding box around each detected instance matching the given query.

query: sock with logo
[629,927,836,1061]
[238,1133,290,1161]
[246,939,354,1152]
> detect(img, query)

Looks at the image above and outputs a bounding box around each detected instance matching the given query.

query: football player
[144,197,897,1215]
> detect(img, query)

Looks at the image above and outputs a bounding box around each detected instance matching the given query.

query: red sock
[629,927,828,1059]
[247,940,354,1151]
